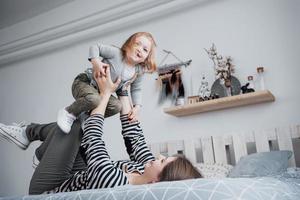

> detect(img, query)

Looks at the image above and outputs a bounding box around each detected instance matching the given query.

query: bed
[2,124,300,200]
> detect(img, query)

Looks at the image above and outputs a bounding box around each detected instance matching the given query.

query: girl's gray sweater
[87,44,144,106]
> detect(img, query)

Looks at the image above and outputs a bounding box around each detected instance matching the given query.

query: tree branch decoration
[204,44,235,86]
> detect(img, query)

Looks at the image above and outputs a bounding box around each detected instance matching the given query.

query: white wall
[0,0,299,197]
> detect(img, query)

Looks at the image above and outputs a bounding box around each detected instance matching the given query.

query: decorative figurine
[241,83,255,94]
[198,75,211,99]
[256,66,266,90]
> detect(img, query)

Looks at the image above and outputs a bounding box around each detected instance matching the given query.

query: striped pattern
[47,114,154,193]
[119,115,155,164]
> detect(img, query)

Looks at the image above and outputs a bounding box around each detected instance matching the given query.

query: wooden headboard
[148,124,300,167]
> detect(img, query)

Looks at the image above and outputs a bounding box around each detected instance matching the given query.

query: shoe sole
[0,126,27,150]
[32,155,39,169]
[32,163,38,169]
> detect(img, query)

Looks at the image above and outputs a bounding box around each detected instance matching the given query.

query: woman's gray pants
[26,120,86,194]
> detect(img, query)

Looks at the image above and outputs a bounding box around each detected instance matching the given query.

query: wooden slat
[183,139,197,164]
[150,143,160,158]
[167,141,177,156]
[201,136,214,163]
[212,135,227,164]
[224,135,233,146]
[263,128,277,150]
[291,124,300,139]
[276,126,296,167]
[244,131,255,143]
[254,130,270,152]
[159,143,168,154]
[194,139,201,149]
[167,140,184,156]
[265,128,277,141]
[232,133,247,163]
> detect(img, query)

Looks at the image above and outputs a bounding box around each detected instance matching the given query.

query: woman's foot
[0,122,29,150]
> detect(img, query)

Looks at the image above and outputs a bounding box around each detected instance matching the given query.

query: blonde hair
[121,32,157,73]
[159,155,202,181]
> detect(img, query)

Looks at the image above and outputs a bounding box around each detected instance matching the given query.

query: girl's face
[143,155,177,183]
[127,35,152,65]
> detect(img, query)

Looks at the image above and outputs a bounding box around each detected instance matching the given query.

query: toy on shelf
[241,76,255,94]
[198,75,211,100]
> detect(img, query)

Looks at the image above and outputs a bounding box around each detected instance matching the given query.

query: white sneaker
[57,108,76,134]
[0,121,29,150]
[32,154,40,169]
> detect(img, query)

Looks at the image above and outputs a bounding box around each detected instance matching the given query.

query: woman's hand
[91,58,110,78]
[128,105,141,122]
[95,67,121,95]
[91,67,121,115]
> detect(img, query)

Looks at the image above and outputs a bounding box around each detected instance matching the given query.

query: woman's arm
[81,68,127,189]
[81,115,128,189]
[90,66,120,115]
[119,96,155,164]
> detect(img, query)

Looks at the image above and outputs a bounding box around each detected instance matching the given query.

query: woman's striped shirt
[47,114,155,193]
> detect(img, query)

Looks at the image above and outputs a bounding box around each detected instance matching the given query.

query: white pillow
[195,163,233,178]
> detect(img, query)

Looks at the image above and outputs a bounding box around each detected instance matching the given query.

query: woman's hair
[121,32,157,73]
[159,155,202,181]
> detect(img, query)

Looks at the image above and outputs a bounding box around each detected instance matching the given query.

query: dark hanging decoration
[156,50,191,104]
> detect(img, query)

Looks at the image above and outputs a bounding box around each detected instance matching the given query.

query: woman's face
[143,155,177,183]
[127,35,152,65]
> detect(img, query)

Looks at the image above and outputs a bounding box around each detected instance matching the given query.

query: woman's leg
[26,122,56,160]
[29,120,83,194]
[119,96,155,164]
[0,121,57,150]
[71,148,87,173]
[26,122,56,142]
[27,122,87,172]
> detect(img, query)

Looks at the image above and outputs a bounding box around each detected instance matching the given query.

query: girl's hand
[91,58,110,79]
[128,105,141,123]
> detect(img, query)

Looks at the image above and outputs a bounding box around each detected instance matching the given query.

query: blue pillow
[228,150,292,178]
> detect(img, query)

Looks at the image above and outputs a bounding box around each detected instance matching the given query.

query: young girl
[57,32,157,133]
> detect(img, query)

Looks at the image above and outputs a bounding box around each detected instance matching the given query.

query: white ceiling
[0,0,74,29]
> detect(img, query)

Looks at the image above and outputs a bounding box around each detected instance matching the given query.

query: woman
[0,67,201,194]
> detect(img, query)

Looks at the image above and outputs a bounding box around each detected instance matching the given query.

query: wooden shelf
[164,90,275,117]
